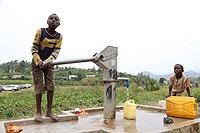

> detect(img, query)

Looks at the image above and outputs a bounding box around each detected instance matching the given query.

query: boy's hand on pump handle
[38,61,44,69]
[38,60,53,68]
[43,59,53,67]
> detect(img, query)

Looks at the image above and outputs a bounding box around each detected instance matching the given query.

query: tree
[133,73,160,91]
[159,77,166,84]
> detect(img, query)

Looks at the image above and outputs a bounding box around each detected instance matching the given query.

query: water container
[123,100,136,120]
[166,96,198,119]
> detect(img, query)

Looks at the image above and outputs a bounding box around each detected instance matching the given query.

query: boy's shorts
[32,61,55,95]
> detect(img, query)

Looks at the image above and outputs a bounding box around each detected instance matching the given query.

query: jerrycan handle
[195,103,198,113]
[194,97,198,113]
[129,100,135,103]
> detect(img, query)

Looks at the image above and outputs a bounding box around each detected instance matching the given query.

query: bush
[194,90,200,102]
[81,77,101,86]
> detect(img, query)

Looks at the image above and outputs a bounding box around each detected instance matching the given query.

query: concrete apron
[0,113,78,133]
[1,105,200,133]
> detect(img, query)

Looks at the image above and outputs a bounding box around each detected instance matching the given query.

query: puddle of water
[15,109,189,133]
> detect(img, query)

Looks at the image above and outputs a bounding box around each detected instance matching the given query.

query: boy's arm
[186,87,191,97]
[32,52,42,66]
[168,76,174,96]
[169,84,173,96]
[31,29,42,66]
[185,78,191,97]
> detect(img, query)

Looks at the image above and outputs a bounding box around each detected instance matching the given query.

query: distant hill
[140,71,200,80]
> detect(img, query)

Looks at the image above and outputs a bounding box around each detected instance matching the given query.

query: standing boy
[31,13,62,122]
[168,64,191,96]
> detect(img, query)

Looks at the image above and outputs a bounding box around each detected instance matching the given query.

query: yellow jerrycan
[123,100,136,120]
[166,96,198,119]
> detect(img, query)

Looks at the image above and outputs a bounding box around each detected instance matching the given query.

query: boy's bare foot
[46,113,59,121]
[34,114,43,122]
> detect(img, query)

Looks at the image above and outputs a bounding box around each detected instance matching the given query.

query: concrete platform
[0,113,78,133]
[1,105,200,133]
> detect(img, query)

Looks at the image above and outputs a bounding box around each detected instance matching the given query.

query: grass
[0,85,200,120]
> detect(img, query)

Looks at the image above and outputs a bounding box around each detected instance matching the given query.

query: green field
[0,85,200,120]
[0,80,33,85]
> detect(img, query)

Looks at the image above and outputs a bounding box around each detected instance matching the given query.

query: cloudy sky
[0,0,200,75]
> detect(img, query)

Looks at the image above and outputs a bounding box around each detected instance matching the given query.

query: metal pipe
[52,57,96,65]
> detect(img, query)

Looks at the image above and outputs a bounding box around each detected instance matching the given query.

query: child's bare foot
[46,113,59,121]
[34,114,43,122]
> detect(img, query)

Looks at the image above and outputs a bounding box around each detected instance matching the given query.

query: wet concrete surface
[8,109,190,133]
